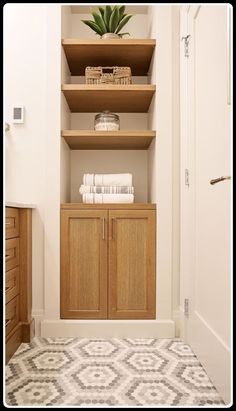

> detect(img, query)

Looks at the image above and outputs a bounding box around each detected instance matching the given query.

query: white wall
[4,4,48,328]
[147,5,177,325]
[60,6,71,203]
[4,4,62,332]
[43,5,61,323]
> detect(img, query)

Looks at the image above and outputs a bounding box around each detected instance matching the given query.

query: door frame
[179,4,232,404]
[179,4,194,342]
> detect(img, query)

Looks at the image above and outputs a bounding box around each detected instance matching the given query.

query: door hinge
[184,298,189,317]
[185,169,190,187]
[181,34,191,57]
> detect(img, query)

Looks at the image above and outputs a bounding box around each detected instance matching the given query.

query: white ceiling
[70,5,148,14]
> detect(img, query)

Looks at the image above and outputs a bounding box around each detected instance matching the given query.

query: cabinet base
[5,319,35,364]
[21,318,35,342]
[6,324,22,364]
[41,319,175,338]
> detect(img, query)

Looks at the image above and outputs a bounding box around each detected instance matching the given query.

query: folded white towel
[82,193,134,204]
[79,185,134,195]
[83,173,132,187]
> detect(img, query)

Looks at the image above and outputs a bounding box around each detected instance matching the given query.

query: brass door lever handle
[210,176,231,185]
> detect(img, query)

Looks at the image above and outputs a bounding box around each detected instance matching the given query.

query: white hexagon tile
[5,338,224,406]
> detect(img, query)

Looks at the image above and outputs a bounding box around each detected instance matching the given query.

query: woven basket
[85,66,132,85]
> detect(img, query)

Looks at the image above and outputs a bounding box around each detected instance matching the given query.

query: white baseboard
[32,309,44,337]
[41,319,175,338]
[190,311,231,405]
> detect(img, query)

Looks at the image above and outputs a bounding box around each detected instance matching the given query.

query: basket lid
[95,111,119,121]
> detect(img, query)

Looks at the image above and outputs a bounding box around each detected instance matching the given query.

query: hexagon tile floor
[5,338,224,406]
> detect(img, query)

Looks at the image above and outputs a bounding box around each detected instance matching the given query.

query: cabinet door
[61,210,108,319]
[108,209,156,319]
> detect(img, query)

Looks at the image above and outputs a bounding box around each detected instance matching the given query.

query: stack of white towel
[79,173,134,203]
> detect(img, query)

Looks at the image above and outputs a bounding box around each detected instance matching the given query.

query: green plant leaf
[98,7,109,33]
[92,11,107,34]
[98,6,105,17]
[115,14,133,34]
[104,5,112,31]
[109,6,120,32]
[118,5,126,22]
[81,20,104,36]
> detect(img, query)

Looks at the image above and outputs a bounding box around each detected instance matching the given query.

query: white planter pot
[101,33,121,39]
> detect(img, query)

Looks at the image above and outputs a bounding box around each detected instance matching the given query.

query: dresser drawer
[6,296,20,336]
[5,238,20,272]
[5,208,19,239]
[6,267,19,304]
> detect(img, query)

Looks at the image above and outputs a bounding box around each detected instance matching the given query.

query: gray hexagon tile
[124,377,186,406]
[70,362,123,391]
[120,349,170,374]
[23,348,76,374]
[6,376,67,406]
[73,338,122,358]
[5,337,224,406]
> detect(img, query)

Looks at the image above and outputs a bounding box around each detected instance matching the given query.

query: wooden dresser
[5,206,34,363]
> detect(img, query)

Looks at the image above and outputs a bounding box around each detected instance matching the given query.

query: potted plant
[82,5,133,39]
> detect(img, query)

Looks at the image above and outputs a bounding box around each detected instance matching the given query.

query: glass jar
[94,111,120,131]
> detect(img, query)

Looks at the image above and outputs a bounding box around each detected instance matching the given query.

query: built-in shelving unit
[62,39,156,75]
[62,84,156,113]
[61,130,156,150]
[60,3,157,203]
[59,4,160,326]
[61,37,156,152]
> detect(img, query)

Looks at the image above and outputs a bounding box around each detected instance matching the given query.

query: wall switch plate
[13,106,24,123]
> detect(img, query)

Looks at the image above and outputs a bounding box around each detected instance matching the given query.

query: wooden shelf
[61,130,156,150]
[61,203,156,210]
[62,39,156,76]
[62,84,156,113]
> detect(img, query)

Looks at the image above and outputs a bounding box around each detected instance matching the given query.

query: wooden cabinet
[60,204,156,320]
[60,210,108,319]
[108,210,156,319]
[5,207,34,363]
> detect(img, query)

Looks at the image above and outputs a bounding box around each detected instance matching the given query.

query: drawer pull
[101,217,106,240]
[5,286,10,290]
[5,254,10,258]
[5,319,11,326]
[5,222,11,225]
[111,218,116,239]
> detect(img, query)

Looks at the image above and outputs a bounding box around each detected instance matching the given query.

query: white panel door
[180,5,231,404]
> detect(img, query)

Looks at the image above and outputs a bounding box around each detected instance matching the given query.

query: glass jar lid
[95,110,119,121]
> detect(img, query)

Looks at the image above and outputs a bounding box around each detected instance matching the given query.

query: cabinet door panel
[108,210,156,319]
[61,210,108,319]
